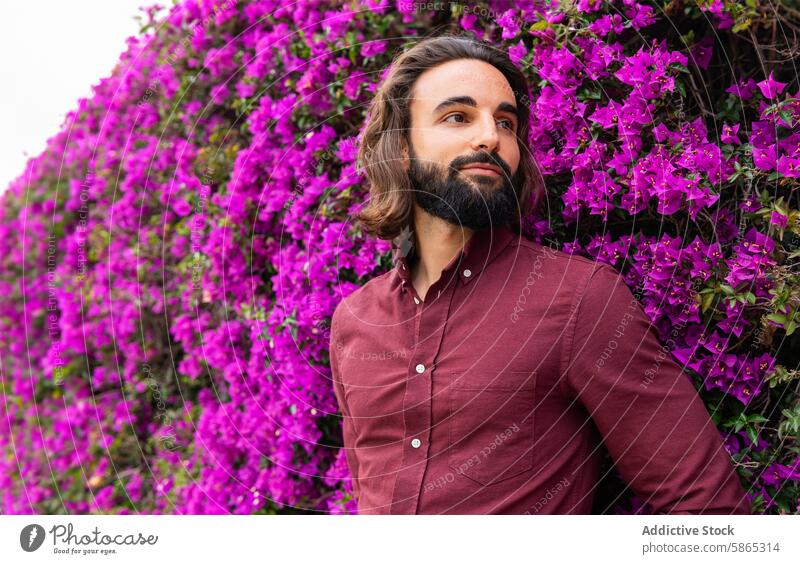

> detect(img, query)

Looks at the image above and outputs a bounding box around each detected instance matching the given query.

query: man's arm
[562,263,751,514]
[329,310,362,507]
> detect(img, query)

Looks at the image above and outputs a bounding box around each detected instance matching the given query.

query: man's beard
[407,142,520,231]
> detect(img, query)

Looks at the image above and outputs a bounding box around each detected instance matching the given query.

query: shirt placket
[390,271,455,514]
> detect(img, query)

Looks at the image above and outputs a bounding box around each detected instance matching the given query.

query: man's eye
[444,113,515,131]
[498,119,515,131]
[443,113,466,123]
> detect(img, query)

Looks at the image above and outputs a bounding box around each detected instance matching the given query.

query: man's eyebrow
[431,95,518,120]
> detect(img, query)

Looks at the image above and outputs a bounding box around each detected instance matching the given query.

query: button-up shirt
[329,223,751,514]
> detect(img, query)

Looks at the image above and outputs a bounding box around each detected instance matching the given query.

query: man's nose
[469,112,500,153]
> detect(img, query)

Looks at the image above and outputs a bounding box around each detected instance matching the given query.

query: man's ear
[400,136,409,172]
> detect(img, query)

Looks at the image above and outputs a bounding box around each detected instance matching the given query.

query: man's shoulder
[507,236,609,286]
[331,269,395,329]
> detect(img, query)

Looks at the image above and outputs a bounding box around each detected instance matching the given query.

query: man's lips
[462,164,502,176]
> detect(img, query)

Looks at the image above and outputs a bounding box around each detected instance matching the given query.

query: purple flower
[588,14,624,36]
[726,78,758,100]
[498,9,521,39]
[577,0,604,13]
[760,458,800,488]
[562,240,585,255]
[626,2,656,30]
[690,36,714,70]
[770,210,788,229]
[0,0,792,518]
[777,155,800,178]
[172,198,192,217]
[589,100,622,130]
[724,228,776,296]
[721,123,740,145]
[508,40,528,66]
[460,13,483,36]
[209,83,229,105]
[615,45,679,99]
[753,145,778,170]
[757,72,788,99]
[739,195,762,214]
[360,40,387,58]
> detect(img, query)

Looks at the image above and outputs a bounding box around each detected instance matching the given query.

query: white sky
[1,1,149,195]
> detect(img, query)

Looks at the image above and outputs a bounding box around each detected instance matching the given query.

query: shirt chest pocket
[446,371,536,486]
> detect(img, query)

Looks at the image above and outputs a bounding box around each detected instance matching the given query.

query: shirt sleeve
[329,310,362,507]
[562,263,751,515]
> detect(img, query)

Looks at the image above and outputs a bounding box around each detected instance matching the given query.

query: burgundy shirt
[329,223,751,514]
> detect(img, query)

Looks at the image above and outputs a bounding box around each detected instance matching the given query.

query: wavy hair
[354,32,545,241]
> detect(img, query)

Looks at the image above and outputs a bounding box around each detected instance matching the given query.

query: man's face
[403,58,522,230]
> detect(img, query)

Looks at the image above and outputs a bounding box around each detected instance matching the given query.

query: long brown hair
[354,32,545,242]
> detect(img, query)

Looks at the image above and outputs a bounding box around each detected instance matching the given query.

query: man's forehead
[411,60,514,108]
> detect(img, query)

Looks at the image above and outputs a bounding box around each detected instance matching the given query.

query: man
[328,34,751,515]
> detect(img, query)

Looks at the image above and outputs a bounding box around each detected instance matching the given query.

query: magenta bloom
[753,145,778,170]
[777,155,800,178]
[508,40,528,66]
[588,13,624,36]
[498,9,521,39]
[690,36,714,70]
[721,123,740,144]
[360,40,387,58]
[726,78,758,100]
[0,0,794,518]
[757,71,788,99]
[770,210,788,229]
[760,458,800,488]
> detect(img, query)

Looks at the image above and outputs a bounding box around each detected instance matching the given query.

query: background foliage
[1,0,798,514]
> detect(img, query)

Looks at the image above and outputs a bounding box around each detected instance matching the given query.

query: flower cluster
[0,0,797,516]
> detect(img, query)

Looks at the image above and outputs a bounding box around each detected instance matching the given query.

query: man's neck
[409,203,475,302]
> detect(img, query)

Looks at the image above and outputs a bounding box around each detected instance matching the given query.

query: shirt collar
[393,223,518,292]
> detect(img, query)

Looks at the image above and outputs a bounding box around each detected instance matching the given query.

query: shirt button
[415,363,425,374]
[411,438,421,449]
[413,296,420,304]
[463,268,472,277]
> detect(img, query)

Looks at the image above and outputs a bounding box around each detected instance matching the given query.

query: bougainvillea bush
[1,0,798,514]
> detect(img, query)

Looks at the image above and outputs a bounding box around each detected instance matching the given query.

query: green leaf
[745,425,759,446]
[732,18,752,33]
[732,413,746,432]
[701,291,715,313]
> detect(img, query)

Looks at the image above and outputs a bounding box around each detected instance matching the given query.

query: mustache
[449,153,511,177]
